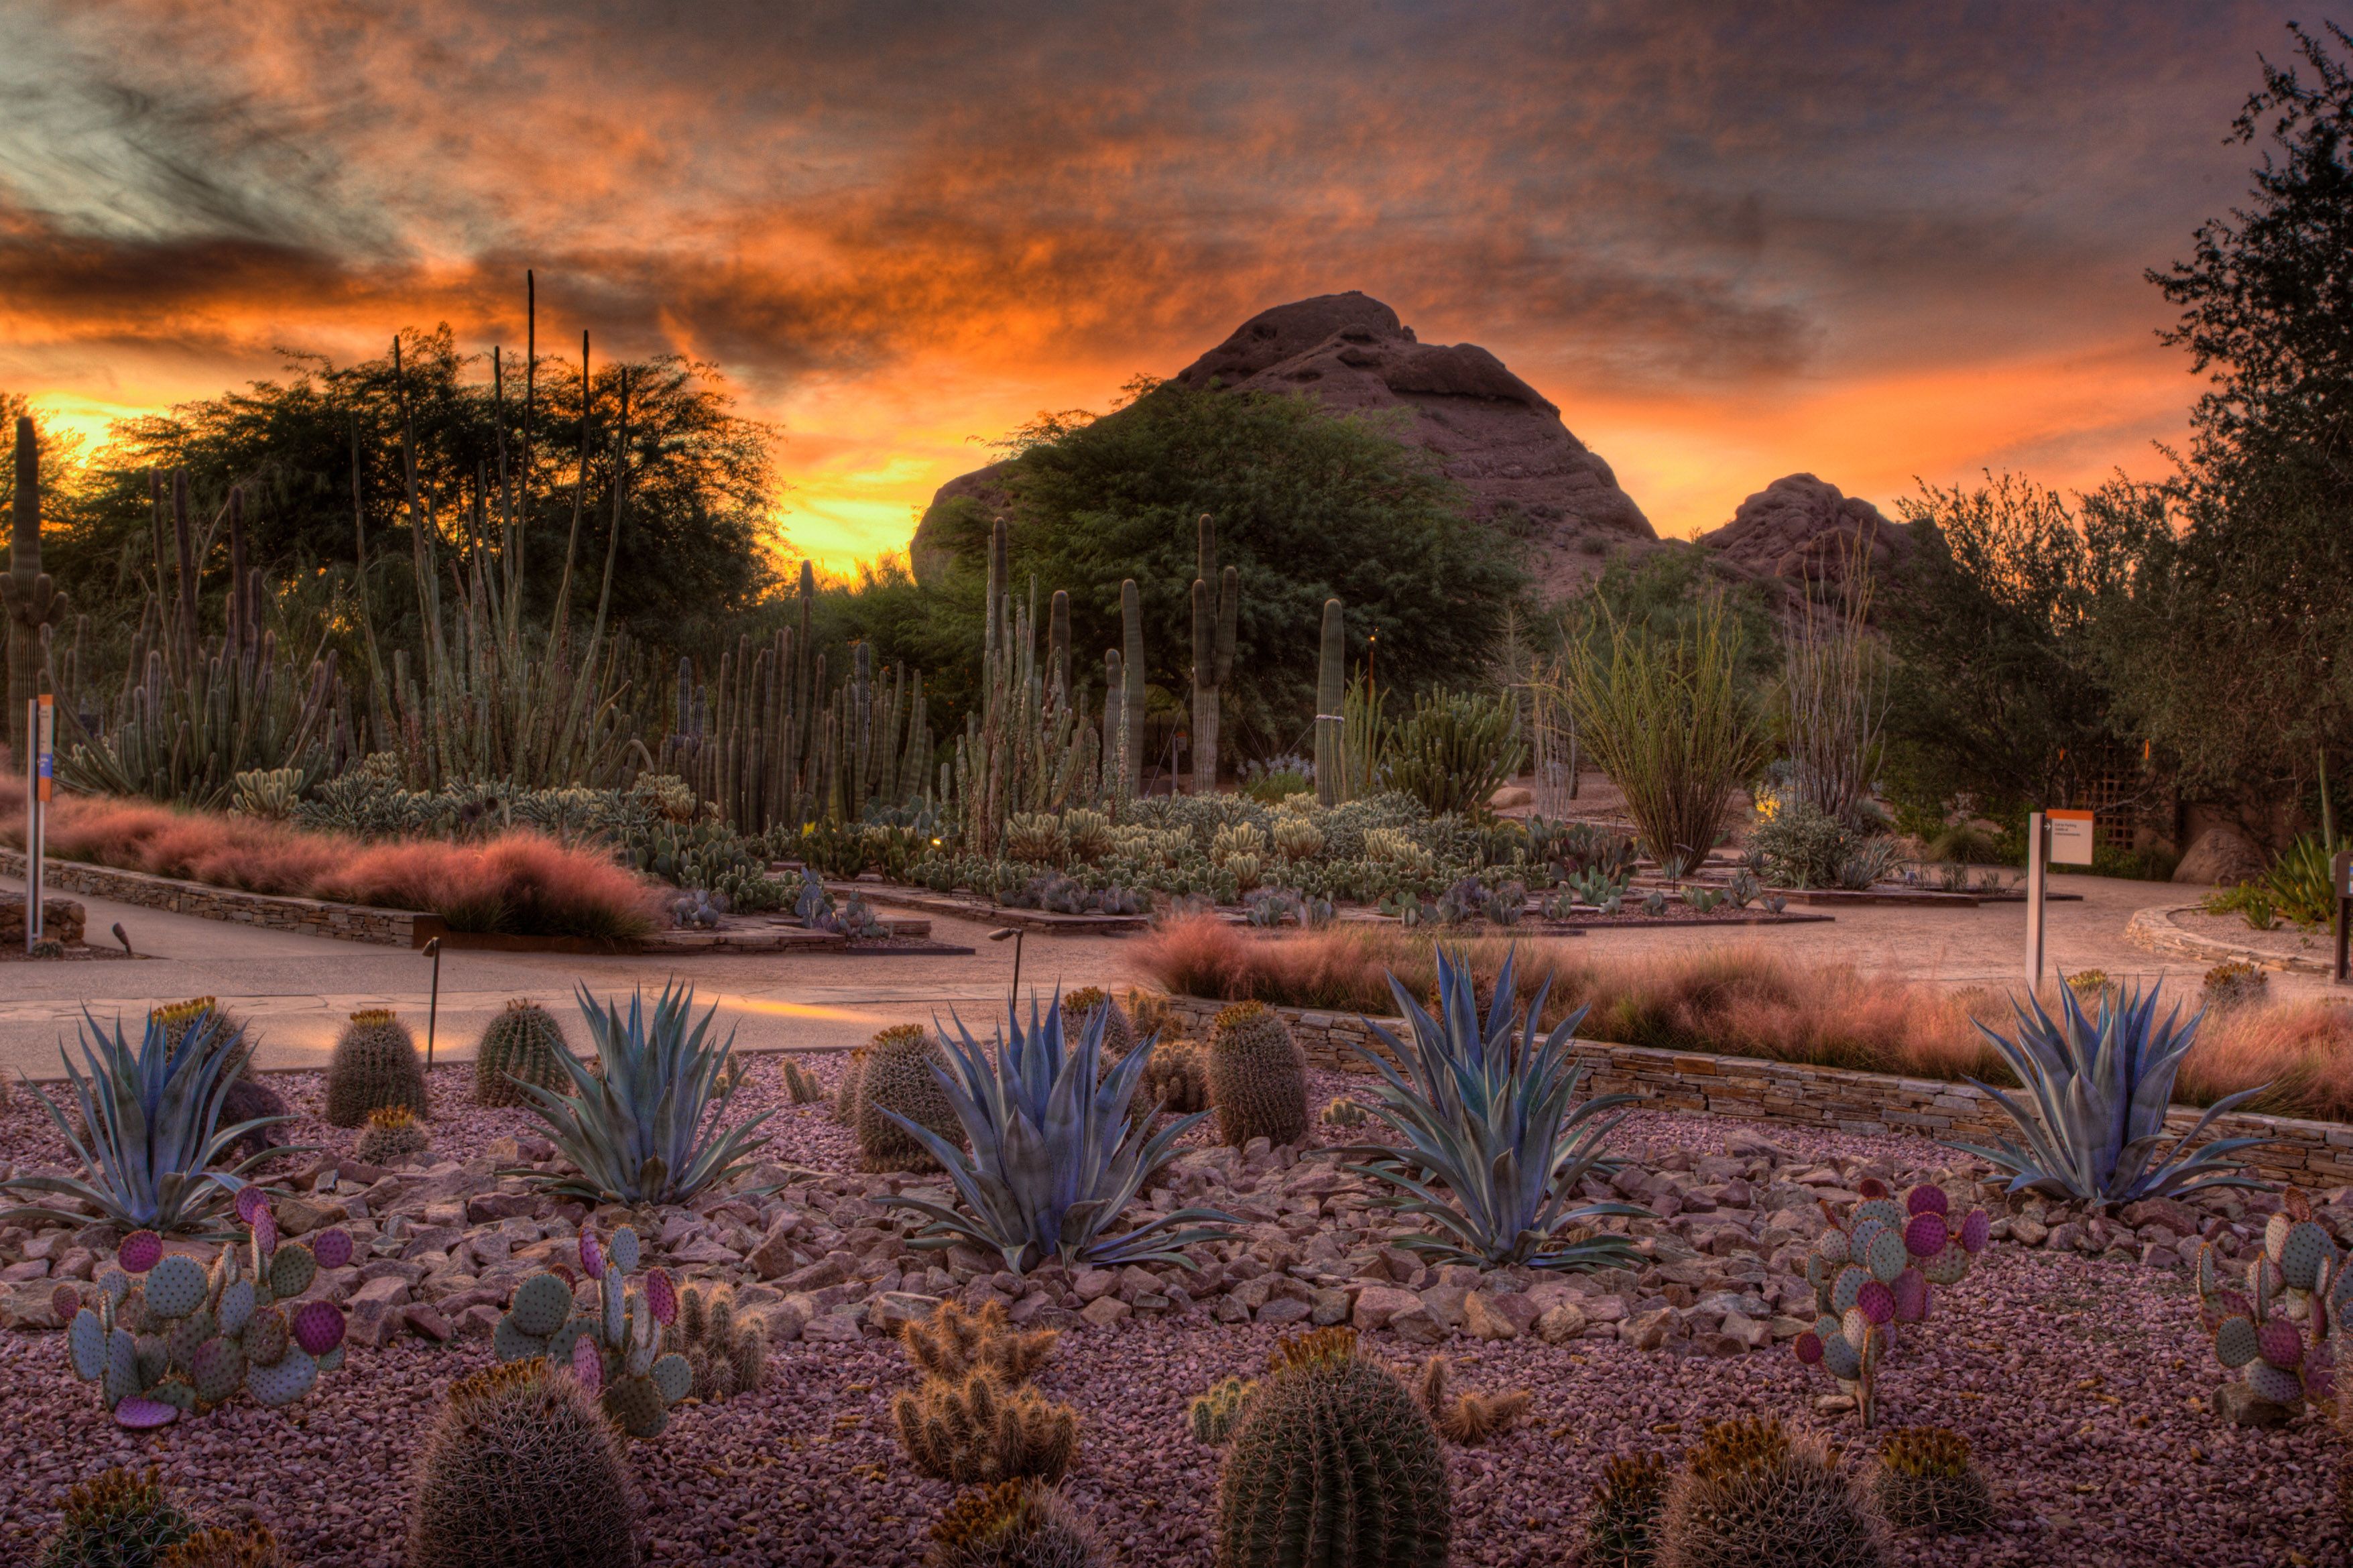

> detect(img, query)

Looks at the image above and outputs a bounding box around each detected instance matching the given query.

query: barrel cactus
[36,1467,200,1568]
[324,1008,428,1127]
[1215,1327,1450,1567]
[833,1038,877,1124]
[63,1191,349,1426]
[2196,1184,2348,1410]
[406,1358,642,1568]
[1207,1001,1309,1148]
[926,1480,1101,1568]
[1872,1427,1992,1536]
[855,1024,966,1172]
[1582,1451,1673,1568]
[1655,1417,1888,1568]
[355,1105,429,1167]
[491,1226,692,1441]
[1066,989,1136,1085]
[473,1000,573,1107]
[1793,1180,1992,1427]
[158,1522,287,1567]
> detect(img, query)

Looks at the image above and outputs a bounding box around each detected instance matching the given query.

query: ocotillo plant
[1315,596,1345,806]
[1189,514,1238,794]
[4,416,70,764]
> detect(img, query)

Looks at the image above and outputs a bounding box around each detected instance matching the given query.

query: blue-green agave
[513,983,774,1206]
[880,996,1235,1273]
[1,1011,290,1233]
[1341,947,1649,1270]
[1948,983,2275,1205]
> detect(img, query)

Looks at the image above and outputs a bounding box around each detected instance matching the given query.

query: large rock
[1693,473,1913,589]
[2173,825,2269,887]
[910,292,1654,593]
[0,892,84,947]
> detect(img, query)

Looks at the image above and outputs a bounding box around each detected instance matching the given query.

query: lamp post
[988,926,1024,1013]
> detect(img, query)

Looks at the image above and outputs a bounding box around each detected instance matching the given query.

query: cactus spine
[324,1008,428,1127]
[1215,1328,1451,1568]
[1189,516,1238,794]
[406,1358,642,1568]
[1207,1001,1309,1148]
[1314,597,1344,806]
[473,999,572,1107]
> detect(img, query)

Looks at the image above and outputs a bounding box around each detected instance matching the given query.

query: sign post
[26,695,53,953]
[2025,809,2097,989]
[2334,850,2352,987]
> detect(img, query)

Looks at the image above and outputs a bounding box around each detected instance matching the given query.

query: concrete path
[3,868,2332,1083]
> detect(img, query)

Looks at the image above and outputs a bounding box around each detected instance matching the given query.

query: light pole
[988,926,1024,1014]
[421,937,443,1067]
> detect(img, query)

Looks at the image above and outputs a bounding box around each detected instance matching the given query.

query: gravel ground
[1,1057,2342,1566]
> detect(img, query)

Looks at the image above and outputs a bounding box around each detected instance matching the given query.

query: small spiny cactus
[157,1523,287,1567]
[1206,1000,1309,1149]
[1187,1376,1258,1445]
[406,1358,642,1568]
[472,1000,573,1107]
[1872,1426,1992,1536]
[1414,1354,1532,1445]
[1655,1417,1889,1568]
[926,1480,1102,1568]
[661,1282,768,1402]
[355,1105,429,1166]
[1140,1038,1210,1118]
[893,1369,1079,1485]
[2202,959,2269,1010]
[36,1467,198,1568]
[899,1299,1060,1384]
[1319,1096,1369,1128]
[779,1056,825,1104]
[323,1008,428,1127]
[1582,1451,1673,1568]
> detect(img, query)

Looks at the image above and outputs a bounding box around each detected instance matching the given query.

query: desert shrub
[1380,690,1524,818]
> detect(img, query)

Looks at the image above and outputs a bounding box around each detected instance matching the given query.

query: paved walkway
[1,869,2332,1083]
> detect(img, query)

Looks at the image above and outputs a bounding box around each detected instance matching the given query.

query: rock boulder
[2173,825,2269,888]
[1693,473,1912,589]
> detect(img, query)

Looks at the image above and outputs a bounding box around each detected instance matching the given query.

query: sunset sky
[0,1,2310,576]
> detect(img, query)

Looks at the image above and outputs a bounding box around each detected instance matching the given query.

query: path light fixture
[111,922,131,957]
[987,926,1023,1011]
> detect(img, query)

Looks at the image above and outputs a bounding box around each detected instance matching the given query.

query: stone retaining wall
[1147,991,2352,1189]
[2126,903,2336,977]
[0,849,436,948]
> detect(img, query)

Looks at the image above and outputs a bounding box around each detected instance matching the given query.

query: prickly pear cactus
[62,1189,350,1425]
[2197,1185,2346,1411]
[491,1225,693,1440]
[1793,1179,1992,1427]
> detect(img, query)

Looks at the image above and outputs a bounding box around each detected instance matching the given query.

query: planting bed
[0,1056,2340,1565]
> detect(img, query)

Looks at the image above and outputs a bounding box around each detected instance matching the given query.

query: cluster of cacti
[355,1105,430,1166]
[63,1188,351,1426]
[1270,809,1323,862]
[1362,827,1438,880]
[854,1023,967,1172]
[159,1522,287,1567]
[473,999,573,1107]
[1413,1355,1533,1445]
[34,1467,198,1568]
[893,1301,1078,1486]
[1792,1179,1992,1426]
[1187,1376,1258,1445]
[779,1056,825,1104]
[1063,988,1135,1066]
[1006,812,1069,864]
[228,766,304,820]
[2202,959,2269,1009]
[1139,1038,1211,1118]
[924,1480,1101,1568]
[491,1226,695,1440]
[406,1357,642,1568]
[1215,1327,1451,1567]
[661,1282,768,1402]
[1652,1417,1890,1568]
[1319,1096,1369,1128]
[1206,1002,1309,1148]
[324,1008,428,1127]
[2196,1184,2349,1408]
[1581,1451,1673,1568]
[1872,1426,1992,1536]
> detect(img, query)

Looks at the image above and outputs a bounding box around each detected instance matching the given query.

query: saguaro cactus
[1120,577,1144,790]
[3,416,69,768]
[1048,589,1071,709]
[1103,647,1126,801]
[1315,597,1345,806]
[1189,514,1237,794]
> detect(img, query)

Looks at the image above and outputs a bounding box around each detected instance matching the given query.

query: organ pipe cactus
[62,1190,351,1426]
[1339,947,1649,1271]
[2195,1185,2349,1410]
[491,1225,695,1439]
[1314,597,1345,806]
[1792,1179,1994,1427]
[1947,982,2276,1207]
[4,416,70,758]
[1189,514,1238,794]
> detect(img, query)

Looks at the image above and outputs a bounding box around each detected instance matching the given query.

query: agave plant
[1,1011,291,1233]
[513,983,775,1206]
[1947,983,2275,1207]
[1339,947,1650,1270]
[879,996,1235,1274]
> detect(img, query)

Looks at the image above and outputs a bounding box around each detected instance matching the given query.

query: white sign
[2047,809,2096,867]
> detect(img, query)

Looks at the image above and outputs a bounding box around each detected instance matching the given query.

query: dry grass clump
[0,781,660,941]
[1132,915,2353,1122]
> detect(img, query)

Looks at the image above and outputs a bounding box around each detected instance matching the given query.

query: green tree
[910,378,1528,751]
